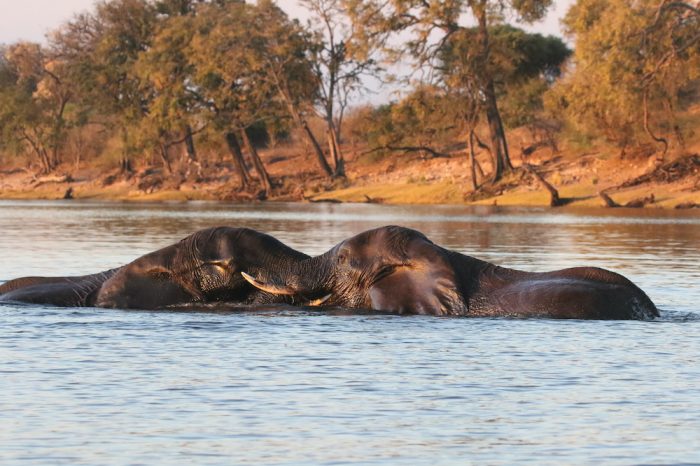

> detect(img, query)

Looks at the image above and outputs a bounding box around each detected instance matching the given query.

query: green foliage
[51,0,157,158]
[546,0,700,148]
[498,78,550,128]
[300,0,381,162]
[1,1,315,173]
[345,0,557,181]
[132,12,200,151]
[346,86,459,156]
[0,42,75,172]
[440,25,570,128]
[186,0,317,133]
[2,0,697,183]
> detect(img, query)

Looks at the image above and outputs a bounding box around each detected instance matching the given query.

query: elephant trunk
[243,250,334,302]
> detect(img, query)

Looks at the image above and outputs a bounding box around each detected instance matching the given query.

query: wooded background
[0,0,698,197]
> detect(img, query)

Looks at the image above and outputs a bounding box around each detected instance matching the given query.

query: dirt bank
[1,138,699,210]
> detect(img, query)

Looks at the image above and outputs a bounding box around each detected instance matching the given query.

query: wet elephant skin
[246,226,659,320]
[1,227,309,309]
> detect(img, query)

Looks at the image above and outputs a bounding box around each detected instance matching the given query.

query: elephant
[242,225,659,320]
[0,269,120,307]
[0,227,315,309]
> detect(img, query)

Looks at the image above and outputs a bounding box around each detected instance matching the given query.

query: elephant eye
[207,260,230,272]
[337,251,347,264]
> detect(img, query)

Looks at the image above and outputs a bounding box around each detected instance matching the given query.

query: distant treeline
[0,0,698,194]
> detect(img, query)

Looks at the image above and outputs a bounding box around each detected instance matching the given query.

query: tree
[355,86,458,158]
[252,0,334,177]
[300,0,381,177]
[440,25,569,187]
[50,0,157,174]
[188,0,333,181]
[0,43,72,173]
[345,0,554,182]
[546,0,700,154]
[187,1,278,192]
[133,10,204,178]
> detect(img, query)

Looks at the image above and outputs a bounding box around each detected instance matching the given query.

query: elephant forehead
[189,230,248,263]
[344,226,427,258]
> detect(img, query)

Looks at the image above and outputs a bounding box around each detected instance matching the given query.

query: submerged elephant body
[94,226,310,309]
[1,227,309,309]
[2,225,659,319]
[245,226,659,320]
[0,269,120,307]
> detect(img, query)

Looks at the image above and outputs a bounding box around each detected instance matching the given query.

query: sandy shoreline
[1,172,698,210]
[2,145,699,210]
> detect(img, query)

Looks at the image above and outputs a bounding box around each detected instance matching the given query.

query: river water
[0,200,698,465]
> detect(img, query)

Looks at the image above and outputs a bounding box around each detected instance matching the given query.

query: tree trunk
[277,83,333,177]
[40,148,51,174]
[327,131,338,171]
[240,128,272,194]
[49,94,69,170]
[468,129,478,191]
[50,143,60,171]
[471,131,488,179]
[225,132,250,188]
[599,191,619,208]
[484,78,512,182]
[159,143,173,174]
[119,156,133,175]
[663,96,684,149]
[473,4,513,183]
[182,125,202,179]
[301,119,333,177]
[328,122,345,177]
[119,128,133,175]
[643,89,669,156]
[184,125,198,162]
[37,146,50,173]
[21,129,51,173]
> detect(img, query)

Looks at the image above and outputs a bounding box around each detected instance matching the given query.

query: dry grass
[312,180,465,205]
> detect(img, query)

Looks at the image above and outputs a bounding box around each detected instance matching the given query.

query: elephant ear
[97,265,199,309]
[368,240,465,315]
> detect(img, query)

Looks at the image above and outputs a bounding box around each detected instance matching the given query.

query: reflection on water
[1,201,699,465]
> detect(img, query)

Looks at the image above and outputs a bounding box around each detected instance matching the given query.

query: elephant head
[242,225,659,320]
[243,226,468,315]
[95,227,311,309]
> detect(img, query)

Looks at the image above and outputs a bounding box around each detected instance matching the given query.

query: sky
[0,0,575,45]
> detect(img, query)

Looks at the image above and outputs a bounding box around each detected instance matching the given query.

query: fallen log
[363,194,384,204]
[599,191,620,208]
[525,164,563,207]
[625,194,655,208]
[33,174,73,187]
[599,191,656,208]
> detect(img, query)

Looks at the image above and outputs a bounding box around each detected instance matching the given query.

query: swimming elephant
[0,227,313,309]
[242,225,659,320]
[0,269,120,307]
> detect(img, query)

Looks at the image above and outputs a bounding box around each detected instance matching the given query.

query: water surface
[1,201,699,465]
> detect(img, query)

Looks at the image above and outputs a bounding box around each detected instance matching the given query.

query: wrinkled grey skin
[248,226,659,320]
[0,269,120,307]
[1,227,309,309]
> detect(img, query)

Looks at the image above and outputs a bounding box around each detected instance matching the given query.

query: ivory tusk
[240,271,296,295]
[307,294,332,306]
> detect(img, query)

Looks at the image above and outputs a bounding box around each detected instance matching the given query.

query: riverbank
[1,138,699,209]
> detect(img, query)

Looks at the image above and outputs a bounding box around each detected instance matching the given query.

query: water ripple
[0,201,699,465]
